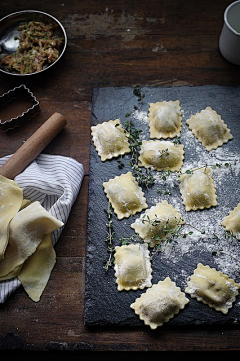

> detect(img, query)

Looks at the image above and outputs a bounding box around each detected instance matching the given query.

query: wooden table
[0,0,240,353]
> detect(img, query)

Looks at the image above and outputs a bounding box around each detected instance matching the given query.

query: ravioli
[138,140,184,171]
[186,107,233,151]
[221,203,240,240]
[103,172,148,219]
[0,201,64,280]
[131,277,189,329]
[91,119,130,161]
[0,175,23,259]
[179,167,217,211]
[131,200,185,247]
[114,243,152,291]
[185,263,240,314]
[148,100,182,139]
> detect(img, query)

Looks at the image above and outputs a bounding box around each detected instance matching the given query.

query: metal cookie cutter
[0,84,40,131]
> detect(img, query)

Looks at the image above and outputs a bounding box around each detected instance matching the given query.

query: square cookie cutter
[0,84,40,131]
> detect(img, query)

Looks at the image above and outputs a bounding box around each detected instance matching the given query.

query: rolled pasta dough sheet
[0,201,63,280]
[0,175,23,259]
[18,233,56,302]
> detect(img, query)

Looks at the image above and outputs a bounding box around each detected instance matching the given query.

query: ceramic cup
[219,0,240,65]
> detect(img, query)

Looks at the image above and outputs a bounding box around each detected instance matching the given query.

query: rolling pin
[0,112,67,179]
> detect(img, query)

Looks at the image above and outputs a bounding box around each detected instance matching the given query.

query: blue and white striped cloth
[0,153,84,302]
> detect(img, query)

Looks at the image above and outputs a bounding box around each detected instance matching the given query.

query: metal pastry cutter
[0,84,40,131]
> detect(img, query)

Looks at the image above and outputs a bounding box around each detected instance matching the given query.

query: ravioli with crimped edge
[131,277,189,329]
[148,100,182,139]
[185,263,240,314]
[91,119,130,161]
[114,243,152,291]
[186,107,233,151]
[103,172,148,220]
[179,167,217,211]
[138,140,184,172]
[221,203,240,240]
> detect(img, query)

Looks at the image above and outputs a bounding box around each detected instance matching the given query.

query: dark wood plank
[0,101,91,172]
[1,0,240,352]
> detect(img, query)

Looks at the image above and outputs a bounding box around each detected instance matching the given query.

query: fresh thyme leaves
[133,85,145,103]
[173,136,181,145]
[212,247,240,268]
[125,85,145,120]
[132,165,155,188]
[119,234,142,245]
[210,161,236,176]
[141,215,189,245]
[211,230,239,265]
[124,86,155,188]
[124,119,143,167]
[157,187,172,196]
[117,156,124,169]
[125,120,155,188]
[103,202,115,271]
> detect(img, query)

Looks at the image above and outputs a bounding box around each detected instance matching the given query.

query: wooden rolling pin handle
[0,112,67,179]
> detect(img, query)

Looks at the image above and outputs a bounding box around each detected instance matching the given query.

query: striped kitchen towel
[0,153,84,302]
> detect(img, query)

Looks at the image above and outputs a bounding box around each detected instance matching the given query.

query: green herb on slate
[103,202,115,271]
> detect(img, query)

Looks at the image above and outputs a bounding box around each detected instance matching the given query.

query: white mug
[219,0,240,65]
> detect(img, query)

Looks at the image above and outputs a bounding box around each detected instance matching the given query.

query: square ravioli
[185,263,240,314]
[114,243,152,291]
[221,203,240,240]
[179,167,217,211]
[103,172,148,219]
[131,277,189,329]
[131,200,185,247]
[186,107,233,151]
[148,100,182,139]
[91,119,130,161]
[138,140,184,172]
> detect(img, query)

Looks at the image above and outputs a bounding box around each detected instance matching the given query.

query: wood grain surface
[0,0,240,353]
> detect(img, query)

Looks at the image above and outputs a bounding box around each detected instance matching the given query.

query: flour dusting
[131,106,240,286]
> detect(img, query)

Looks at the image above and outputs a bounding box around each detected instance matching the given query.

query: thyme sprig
[123,86,155,188]
[103,202,115,271]
[133,85,145,104]
[119,234,143,245]
[124,120,155,188]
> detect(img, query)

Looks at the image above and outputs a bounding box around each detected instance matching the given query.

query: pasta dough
[179,167,217,211]
[185,263,240,314]
[103,172,148,219]
[131,277,189,329]
[186,107,233,151]
[91,119,130,161]
[221,203,240,240]
[114,243,152,291]
[148,100,182,139]
[0,201,64,280]
[18,233,56,302]
[131,200,185,247]
[0,175,23,259]
[138,140,184,171]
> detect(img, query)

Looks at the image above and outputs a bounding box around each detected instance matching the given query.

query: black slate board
[84,85,240,327]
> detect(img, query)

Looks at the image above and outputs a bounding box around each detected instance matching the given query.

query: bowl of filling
[0,10,67,76]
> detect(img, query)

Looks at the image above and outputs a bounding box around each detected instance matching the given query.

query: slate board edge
[84,85,240,327]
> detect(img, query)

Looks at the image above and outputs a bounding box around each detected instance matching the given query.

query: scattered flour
[131,107,240,285]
